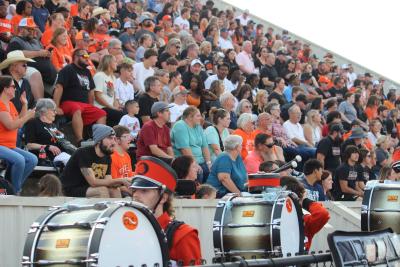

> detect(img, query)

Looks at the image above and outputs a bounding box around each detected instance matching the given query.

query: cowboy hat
[91,7,109,18]
[0,50,35,70]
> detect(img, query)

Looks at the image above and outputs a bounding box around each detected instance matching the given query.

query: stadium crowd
[0,0,399,201]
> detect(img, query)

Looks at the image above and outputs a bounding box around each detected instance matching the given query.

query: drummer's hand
[121,178,131,187]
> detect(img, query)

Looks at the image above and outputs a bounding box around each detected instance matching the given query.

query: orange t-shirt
[186,94,201,107]
[92,33,112,52]
[365,106,378,121]
[70,4,78,17]
[383,100,395,111]
[0,18,12,33]
[41,29,74,50]
[48,44,72,71]
[111,150,133,179]
[232,128,255,159]
[10,14,23,34]
[0,101,18,149]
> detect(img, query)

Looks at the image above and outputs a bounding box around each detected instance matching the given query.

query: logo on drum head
[55,239,70,248]
[387,195,398,202]
[285,199,293,213]
[122,211,139,230]
[135,162,149,175]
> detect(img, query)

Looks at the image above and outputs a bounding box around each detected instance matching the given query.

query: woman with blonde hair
[199,41,214,74]
[271,39,284,53]
[303,109,322,146]
[253,90,268,115]
[48,28,72,71]
[94,55,124,126]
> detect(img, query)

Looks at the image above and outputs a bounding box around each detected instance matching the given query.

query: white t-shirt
[283,120,306,142]
[236,14,251,26]
[204,74,235,92]
[115,78,134,105]
[218,36,234,50]
[93,72,116,108]
[174,16,190,31]
[170,102,189,123]
[133,62,154,92]
[119,114,141,138]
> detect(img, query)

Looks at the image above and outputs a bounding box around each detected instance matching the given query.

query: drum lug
[94,217,109,229]
[21,256,31,265]
[272,219,281,229]
[28,222,41,233]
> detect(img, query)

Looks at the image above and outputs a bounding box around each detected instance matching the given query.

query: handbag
[44,126,77,155]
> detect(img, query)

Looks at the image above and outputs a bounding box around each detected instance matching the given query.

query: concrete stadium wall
[0,196,361,267]
[210,0,400,92]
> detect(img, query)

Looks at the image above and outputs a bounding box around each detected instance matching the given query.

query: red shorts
[60,101,106,125]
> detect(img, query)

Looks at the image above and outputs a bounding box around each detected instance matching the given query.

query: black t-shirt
[137,93,158,126]
[328,87,346,102]
[316,135,341,172]
[189,19,199,30]
[60,146,111,191]
[44,0,59,14]
[72,16,87,31]
[268,91,287,106]
[334,162,363,198]
[25,118,64,159]
[56,64,95,103]
[260,64,278,88]
[316,88,332,99]
[119,8,137,24]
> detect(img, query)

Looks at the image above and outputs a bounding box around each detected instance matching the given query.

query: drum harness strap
[152,185,167,215]
[165,220,185,249]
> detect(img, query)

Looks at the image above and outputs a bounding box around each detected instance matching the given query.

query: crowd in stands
[0,0,399,200]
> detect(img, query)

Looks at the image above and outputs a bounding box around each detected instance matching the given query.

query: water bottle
[39,146,47,165]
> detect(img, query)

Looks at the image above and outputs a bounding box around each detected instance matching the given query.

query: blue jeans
[0,146,38,193]
[197,162,210,184]
[283,145,316,171]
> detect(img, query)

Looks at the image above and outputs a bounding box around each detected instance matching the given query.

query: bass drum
[213,191,304,260]
[361,181,400,233]
[22,201,169,267]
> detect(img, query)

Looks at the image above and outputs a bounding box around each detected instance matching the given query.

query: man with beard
[130,156,202,266]
[316,123,343,174]
[60,124,131,198]
[53,49,107,145]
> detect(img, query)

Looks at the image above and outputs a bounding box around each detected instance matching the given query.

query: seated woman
[206,135,247,198]
[25,98,74,166]
[171,155,199,182]
[47,28,72,72]
[233,113,256,159]
[171,106,212,183]
[205,108,230,162]
[0,75,37,194]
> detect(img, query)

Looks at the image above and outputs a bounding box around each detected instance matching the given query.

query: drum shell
[22,202,169,267]
[362,185,400,233]
[213,193,304,260]
[248,173,280,193]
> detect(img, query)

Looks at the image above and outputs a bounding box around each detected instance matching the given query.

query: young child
[111,125,134,197]
[38,174,63,197]
[115,62,135,106]
[195,184,217,199]
[118,100,140,139]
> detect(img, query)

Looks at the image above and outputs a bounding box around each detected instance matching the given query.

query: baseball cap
[329,123,344,134]
[190,59,203,67]
[220,28,228,33]
[365,72,373,78]
[18,17,37,28]
[151,101,173,116]
[318,76,330,84]
[75,31,91,41]
[123,20,136,29]
[162,15,172,21]
[172,85,189,96]
[139,15,152,24]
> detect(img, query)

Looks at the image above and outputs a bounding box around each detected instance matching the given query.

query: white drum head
[279,197,301,257]
[98,206,164,266]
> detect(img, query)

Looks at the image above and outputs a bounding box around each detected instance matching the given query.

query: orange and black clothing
[303,198,330,251]
[157,211,202,266]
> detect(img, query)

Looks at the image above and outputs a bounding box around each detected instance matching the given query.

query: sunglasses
[78,54,90,59]
[264,143,274,148]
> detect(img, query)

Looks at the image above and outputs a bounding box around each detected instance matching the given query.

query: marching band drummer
[130,156,202,266]
[280,176,330,251]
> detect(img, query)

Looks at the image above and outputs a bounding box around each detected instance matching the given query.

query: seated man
[7,17,57,97]
[131,156,202,265]
[53,49,106,145]
[136,102,174,162]
[280,175,330,251]
[60,124,130,197]
[301,159,325,201]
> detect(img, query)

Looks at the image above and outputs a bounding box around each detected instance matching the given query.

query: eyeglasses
[112,47,122,50]
[244,105,252,108]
